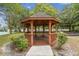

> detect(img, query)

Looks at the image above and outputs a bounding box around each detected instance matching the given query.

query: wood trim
[49,20,52,45]
[30,20,34,46]
[21,17,59,23]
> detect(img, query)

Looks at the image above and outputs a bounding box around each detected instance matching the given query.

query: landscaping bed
[0,33,30,56]
[2,42,30,56]
[52,36,79,56]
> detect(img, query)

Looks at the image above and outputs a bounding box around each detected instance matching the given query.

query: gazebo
[21,11,59,46]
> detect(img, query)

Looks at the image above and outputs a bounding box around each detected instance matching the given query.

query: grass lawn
[0,33,24,47]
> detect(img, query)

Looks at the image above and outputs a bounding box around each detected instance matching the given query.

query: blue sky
[0,3,68,27]
[21,3,68,11]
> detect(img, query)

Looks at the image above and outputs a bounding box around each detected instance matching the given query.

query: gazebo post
[30,20,34,46]
[35,26,37,32]
[43,25,45,33]
[49,20,52,45]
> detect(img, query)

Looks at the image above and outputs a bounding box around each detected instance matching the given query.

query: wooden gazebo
[21,11,59,46]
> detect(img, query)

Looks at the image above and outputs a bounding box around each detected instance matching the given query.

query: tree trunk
[68,24,72,32]
[69,25,75,32]
[18,28,21,32]
[8,17,12,34]
[71,25,75,32]
[9,27,12,34]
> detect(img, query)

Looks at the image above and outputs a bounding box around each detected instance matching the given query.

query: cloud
[60,3,70,5]
[27,6,31,9]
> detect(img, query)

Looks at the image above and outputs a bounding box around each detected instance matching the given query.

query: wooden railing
[24,32,57,45]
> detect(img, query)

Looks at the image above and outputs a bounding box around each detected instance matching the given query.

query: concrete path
[26,45,53,56]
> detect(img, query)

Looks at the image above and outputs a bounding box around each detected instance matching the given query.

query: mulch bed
[1,42,30,56]
[10,47,30,56]
[52,43,78,56]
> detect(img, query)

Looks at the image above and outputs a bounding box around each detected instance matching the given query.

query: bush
[11,35,28,51]
[56,32,68,49]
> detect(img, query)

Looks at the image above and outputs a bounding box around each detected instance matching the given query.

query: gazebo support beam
[30,20,33,46]
[35,26,37,32]
[49,20,52,45]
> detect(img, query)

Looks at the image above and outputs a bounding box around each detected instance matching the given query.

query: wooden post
[43,25,44,33]
[49,20,52,45]
[30,20,33,46]
[35,26,37,33]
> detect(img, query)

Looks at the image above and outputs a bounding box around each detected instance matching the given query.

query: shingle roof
[31,11,52,17]
[21,11,60,23]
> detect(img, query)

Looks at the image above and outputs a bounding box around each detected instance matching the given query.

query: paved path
[26,45,53,56]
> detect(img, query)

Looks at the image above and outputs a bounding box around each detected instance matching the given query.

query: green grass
[0,33,24,47]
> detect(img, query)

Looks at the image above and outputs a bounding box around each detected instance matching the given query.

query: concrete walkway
[26,45,53,56]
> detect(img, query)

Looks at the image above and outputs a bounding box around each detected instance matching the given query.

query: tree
[58,4,79,32]
[0,3,29,34]
[30,3,58,16]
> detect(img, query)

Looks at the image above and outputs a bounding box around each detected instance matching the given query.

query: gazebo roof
[21,11,60,25]
[30,11,52,17]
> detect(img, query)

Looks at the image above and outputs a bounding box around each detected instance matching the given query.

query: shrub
[56,32,68,49]
[11,35,28,51]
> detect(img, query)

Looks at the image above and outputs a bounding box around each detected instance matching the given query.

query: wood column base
[49,33,51,45]
[31,34,33,46]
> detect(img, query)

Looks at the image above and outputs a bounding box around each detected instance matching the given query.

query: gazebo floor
[34,39,49,45]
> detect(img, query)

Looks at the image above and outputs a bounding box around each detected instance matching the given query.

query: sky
[21,3,67,11]
[0,3,68,27]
